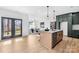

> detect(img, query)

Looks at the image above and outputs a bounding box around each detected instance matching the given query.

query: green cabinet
[72,13,79,24]
[56,12,79,38]
[56,13,72,37]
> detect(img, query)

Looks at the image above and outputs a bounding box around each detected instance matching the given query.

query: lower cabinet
[52,32,57,48]
[52,31,63,48]
[40,31,63,50]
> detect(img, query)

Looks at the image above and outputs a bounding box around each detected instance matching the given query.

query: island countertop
[40,30,63,33]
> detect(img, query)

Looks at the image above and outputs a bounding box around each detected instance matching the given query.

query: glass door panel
[2,18,12,38]
[15,20,22,36]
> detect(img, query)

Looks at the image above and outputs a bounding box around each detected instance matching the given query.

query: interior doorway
[1,17,22,40]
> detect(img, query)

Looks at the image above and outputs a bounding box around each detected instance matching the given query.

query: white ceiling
[0,6,47,16]
[54,6,79,15]
[1,6,79,17]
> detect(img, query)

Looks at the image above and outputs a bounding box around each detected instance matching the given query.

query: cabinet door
[72,13,79,24]
[57,31,63,43]
[52,32,57,48]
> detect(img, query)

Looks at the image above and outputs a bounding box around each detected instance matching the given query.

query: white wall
[29,16,51,30]
[0,8,29,40]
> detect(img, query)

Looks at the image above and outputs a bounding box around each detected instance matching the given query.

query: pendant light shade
[47,6,49,18]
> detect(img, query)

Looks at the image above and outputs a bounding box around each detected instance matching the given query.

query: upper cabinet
[72,12,79,24]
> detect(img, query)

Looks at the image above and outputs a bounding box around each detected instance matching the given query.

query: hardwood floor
[0,34,79,53]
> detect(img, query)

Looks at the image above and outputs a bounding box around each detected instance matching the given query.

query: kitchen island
[40,30,63,50]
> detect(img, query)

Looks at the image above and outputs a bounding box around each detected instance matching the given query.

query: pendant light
[47,6,49,20]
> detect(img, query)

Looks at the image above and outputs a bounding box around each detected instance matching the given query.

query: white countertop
[49,30,63,33]
[40,29,63,33]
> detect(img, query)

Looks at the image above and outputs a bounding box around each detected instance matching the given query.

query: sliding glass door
[14,20,22,36]
[1,17,22,40]
[2,18,12,39]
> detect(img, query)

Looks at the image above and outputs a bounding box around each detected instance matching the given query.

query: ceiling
[1,6,79,17]
[0,6,47,16]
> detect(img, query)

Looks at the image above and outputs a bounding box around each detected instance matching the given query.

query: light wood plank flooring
[0,34,79,53]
